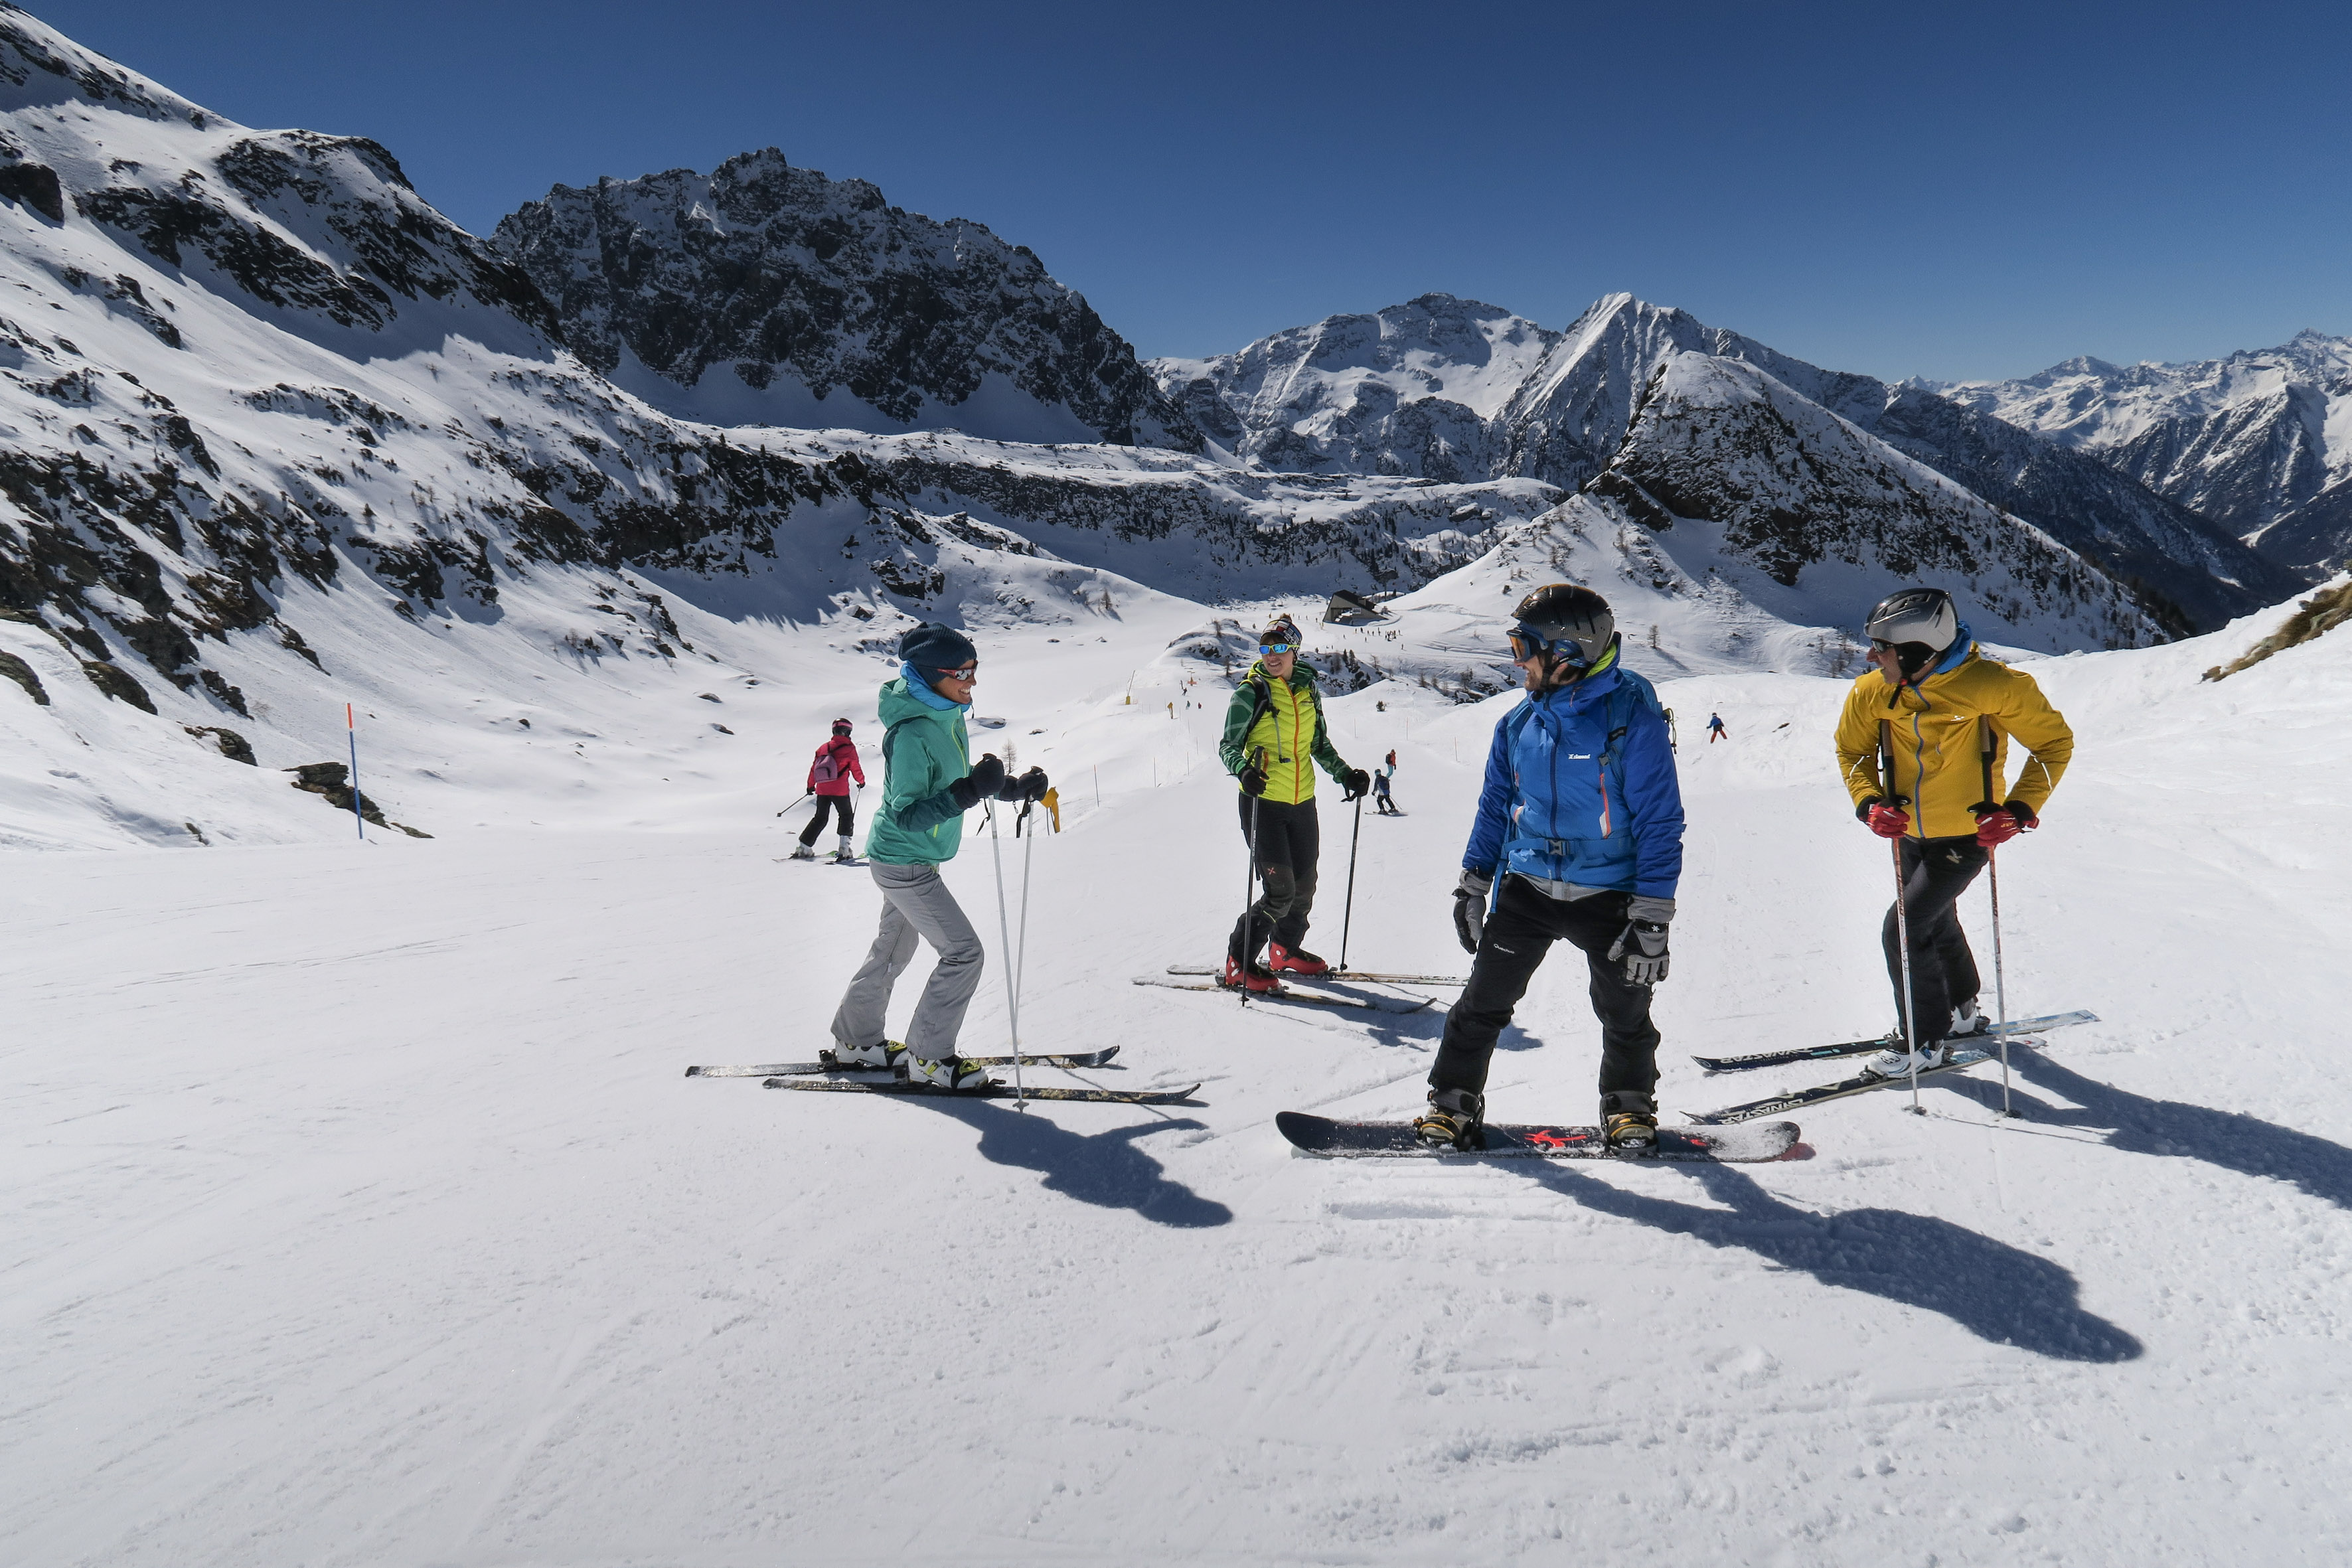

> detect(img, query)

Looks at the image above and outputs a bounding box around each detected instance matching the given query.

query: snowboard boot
[1601,1091,1659,1152]
[789,842,817,860]
[905,1053,994,1091]
[1946,996,1989,1040]
[1219,953,1281,993]
[827,1040,907,1069]
[1413,1087,1485,1151]
[1267,941,1330,977]
[1863,1040,1949,1078]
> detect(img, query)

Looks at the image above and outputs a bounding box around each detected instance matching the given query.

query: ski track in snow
[6,593,2352,1566]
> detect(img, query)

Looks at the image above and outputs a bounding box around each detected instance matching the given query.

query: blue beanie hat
[899,621,977,672]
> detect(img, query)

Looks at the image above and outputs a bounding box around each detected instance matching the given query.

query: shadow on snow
[1504,1159,2144,1364]
[900,1097,1234,1229]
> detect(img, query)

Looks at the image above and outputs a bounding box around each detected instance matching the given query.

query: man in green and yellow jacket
[1217,615,1370,990]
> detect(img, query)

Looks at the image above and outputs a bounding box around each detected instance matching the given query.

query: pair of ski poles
[1881,720,2017,1120]
[986,795,1039,1107]
[1235,748,1368,1000]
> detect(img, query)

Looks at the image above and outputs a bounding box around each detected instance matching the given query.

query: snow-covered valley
[8,579,2351,1565]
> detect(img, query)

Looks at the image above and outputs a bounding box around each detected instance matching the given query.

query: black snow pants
[800,793,856,846]
[1231,794,1320,961]
[1429,876,1660,1115]
[1881,834,1988,1044]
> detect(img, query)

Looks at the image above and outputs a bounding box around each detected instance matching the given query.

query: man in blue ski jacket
[1415,585,1686,1152]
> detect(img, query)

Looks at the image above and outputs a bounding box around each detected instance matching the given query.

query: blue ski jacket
[1460,665,1684,899]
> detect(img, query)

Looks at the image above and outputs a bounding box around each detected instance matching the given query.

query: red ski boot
[1219,953,1282,992]
[1267,942,1330,977]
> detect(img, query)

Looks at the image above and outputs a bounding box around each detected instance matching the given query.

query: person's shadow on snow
[1502,1159,2144,1363]
[903,1100,1233,1229]
[1954,1046,2352,1213]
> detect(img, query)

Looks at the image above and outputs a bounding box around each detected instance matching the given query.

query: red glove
[1974,801,2037,846]
[1860,799,1910,839]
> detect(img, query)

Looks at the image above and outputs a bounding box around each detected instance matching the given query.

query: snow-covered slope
[8,561,2351,1564]
[1159,294,2294,633]
[1930,331,2352,580]
[494,149,1202,450]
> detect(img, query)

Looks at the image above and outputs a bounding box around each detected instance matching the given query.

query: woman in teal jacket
[828,623,1046,1091]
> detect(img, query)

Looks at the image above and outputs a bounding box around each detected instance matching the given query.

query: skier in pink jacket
[792,718,866,862]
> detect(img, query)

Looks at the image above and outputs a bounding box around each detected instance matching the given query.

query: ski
[1684,1041,2044,1125]
[1276,1111,1800,1162]
[765,1077,1201,1104]
[1130,976,1435,1014]
[1691,1010,2095,1073]
[686,1046,1119,1079]
[1164,964,1466,986]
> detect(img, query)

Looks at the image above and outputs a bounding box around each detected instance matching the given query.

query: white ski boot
[1863,1040,1949,1078]
[789,842,817,861]
[829,1040,906,1069]
[1946,996,1989,1039]
[832,836,858,864]
[906,1053,994,1091]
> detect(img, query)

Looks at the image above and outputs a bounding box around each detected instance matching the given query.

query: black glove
[1452,868,1492,955]
[1238,763,1267,796]
[949,753,1007,810]
[1607,895,1675,986]
[1017,766,1050,803]
[1340,767,1371,801]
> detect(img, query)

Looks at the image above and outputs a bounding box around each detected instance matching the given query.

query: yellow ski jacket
[1834,646,2073,839]
[1219,659,1352,806]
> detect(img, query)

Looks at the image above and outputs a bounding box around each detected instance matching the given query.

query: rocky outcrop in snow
[494,151,1201,451]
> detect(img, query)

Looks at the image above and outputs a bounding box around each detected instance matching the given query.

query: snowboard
[1276,1111,1800,1162]
[1131,976,1435,1014]
[765,1077,1200,1105]
[1692,1010,2096,1073]
[1164,964,1466,986]
[686,1046,1120,1079]
[1684,1042,2043,1125]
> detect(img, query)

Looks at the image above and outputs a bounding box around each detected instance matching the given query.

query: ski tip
[683,1065,705,1077]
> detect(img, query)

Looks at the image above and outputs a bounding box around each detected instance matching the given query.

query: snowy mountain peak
[0,5,212,125]
[493,152,1202,450]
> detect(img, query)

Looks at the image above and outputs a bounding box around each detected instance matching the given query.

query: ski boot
[1945,996,1989,1040]
[831,836,858,864]
[906,1053,994,1091]
[1219,953,1282,993]
[1601,1092,1659,1153]
[1413,1087,1485,1151]
[1267,941,1330,977]
[1862,1040,1948,1078]
[827,1039,907,1069]
[789,842,817,861]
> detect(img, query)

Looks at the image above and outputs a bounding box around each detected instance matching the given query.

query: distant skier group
[796,580,2071,1149]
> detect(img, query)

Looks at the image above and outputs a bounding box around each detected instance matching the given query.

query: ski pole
[346,704,365,841]
[1338,791,1363,972]
[1975,716,2020,1120]
[1239,746,1264,1008]
[1881,720,1922,1117]
[985,801,1026,1109]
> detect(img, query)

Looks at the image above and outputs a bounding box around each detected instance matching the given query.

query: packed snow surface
[7,584,2352,1565]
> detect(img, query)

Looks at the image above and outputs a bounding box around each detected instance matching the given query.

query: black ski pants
[800,793,855,846]
[1231,794,1319,959]
[1881,834,1987,1044]
[1429,877,1659,1114]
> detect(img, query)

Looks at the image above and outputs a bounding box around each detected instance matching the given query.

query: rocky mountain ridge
[1926,331,2352,580]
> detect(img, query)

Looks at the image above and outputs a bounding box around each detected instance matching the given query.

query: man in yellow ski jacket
[1833,588,2074,1077]
[1215,615,1369,988]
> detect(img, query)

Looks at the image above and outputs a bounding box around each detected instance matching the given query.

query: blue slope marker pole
[347,703,365,841]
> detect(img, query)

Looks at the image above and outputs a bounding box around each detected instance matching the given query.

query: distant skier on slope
[1707,712,1729,743]
[1373,750,1400,815]
[1217,615,1370,990]
[827,623,1048,1090]
[792,718,866,862]
[1836,588,2074,1078]
[1415,586,1685,1152]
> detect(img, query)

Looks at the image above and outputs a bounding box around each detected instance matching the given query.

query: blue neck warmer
[900,661,969,712]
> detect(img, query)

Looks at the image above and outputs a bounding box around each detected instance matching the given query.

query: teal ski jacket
[866,665,975,866]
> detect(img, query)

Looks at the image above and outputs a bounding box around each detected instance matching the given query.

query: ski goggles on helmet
[1508,623,1595,666]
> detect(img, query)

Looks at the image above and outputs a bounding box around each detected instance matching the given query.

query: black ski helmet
[1510,584,1616,668]
[1863,588,1958,653]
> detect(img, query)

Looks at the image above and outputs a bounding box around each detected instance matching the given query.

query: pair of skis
[685,1046,1200,1105]
[1684,1010,2096,1125]
[1134,963,1466,1014]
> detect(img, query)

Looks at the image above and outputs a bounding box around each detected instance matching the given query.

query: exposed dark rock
[0,648,47,702]
[183,723,254,762]
[284,759,430,835]
[0,160,64,221]
[79,657,154,710]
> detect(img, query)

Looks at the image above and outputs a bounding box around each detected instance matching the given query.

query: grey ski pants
[829,861,986,1059]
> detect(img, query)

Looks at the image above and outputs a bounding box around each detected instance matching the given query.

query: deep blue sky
[32,0,2352,380]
